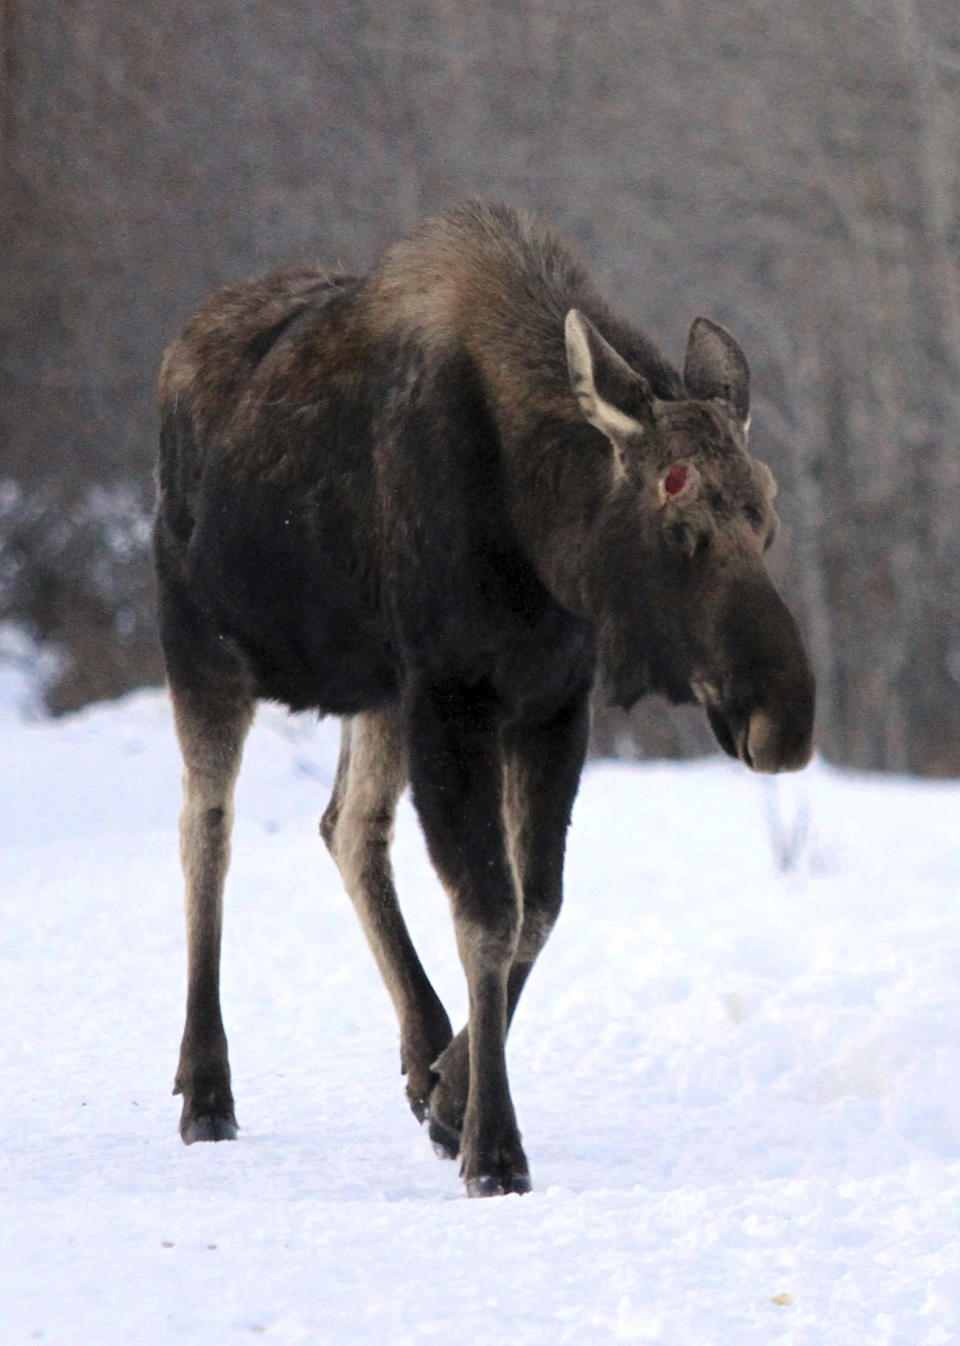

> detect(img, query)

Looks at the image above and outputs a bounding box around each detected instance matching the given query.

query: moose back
[155,200,815,1197]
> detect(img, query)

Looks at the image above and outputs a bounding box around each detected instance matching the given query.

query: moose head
[566,308,815,773]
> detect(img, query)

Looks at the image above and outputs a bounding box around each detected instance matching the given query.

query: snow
[0,625,65,723]
[3,687,959,1344]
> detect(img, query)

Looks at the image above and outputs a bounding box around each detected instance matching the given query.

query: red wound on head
[664,463,689,496]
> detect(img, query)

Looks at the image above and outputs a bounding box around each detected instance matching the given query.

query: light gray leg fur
[321,709,453,1120]
[172,687,254,1143]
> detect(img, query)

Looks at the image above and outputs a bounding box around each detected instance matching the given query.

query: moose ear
[684,317,750,426]
[565,309,652,447]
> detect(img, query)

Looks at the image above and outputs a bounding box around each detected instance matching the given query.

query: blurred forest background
[2,0,959,774]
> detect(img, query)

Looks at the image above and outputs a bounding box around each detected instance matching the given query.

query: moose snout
[706,678,814,773]
[742,704,814,773]
[705,579,816,774]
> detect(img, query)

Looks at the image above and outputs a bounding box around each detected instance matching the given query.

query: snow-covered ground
[3,687,959,1344]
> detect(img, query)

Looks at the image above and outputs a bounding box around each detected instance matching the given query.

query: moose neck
[498,411,625,623]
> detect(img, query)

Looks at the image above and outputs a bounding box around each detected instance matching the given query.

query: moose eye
[663,463,689,496]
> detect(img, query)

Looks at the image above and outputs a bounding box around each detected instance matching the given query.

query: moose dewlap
[155,200,815,1197]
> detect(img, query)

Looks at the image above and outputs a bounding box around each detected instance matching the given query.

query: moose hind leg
[321,709,453,1122]
[171,685,253,1143]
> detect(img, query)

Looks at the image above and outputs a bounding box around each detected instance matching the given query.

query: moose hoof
[180,1115,238,1144]
[426,1105,462,1160]
[406,1091,430,1125]
[465,1171,532,1199]
[405,1071,440,1125]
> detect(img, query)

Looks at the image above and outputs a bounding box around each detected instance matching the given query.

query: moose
[155,200,815,1197]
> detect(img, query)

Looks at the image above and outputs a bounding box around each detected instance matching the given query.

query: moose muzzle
[702,578,816,774]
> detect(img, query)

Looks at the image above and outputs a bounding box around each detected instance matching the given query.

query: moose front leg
[405,681,529,1197]
[427,687,591,1161]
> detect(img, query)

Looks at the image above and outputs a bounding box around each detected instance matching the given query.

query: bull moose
[155,200,815,1197]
